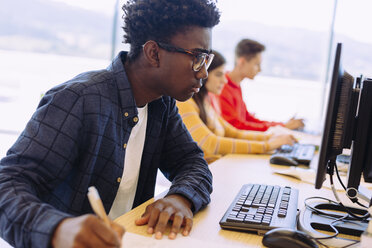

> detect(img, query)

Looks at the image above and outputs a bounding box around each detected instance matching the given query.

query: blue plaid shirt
[0,52,212,248]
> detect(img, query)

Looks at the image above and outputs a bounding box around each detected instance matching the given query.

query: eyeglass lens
[193,53,214,72]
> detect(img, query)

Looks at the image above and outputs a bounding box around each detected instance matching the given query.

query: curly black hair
[122,0,221,61]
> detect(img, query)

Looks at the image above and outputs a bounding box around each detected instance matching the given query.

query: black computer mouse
[270,155,299,166]
[262,228,318,248]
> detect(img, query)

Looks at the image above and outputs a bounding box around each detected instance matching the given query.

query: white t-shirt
[108,104,148,220]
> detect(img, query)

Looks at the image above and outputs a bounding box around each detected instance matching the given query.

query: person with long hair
[177,51,296,163]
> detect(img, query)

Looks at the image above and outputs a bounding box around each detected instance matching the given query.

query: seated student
[219,38,305,132]
[0,0,221,247]
[177,51,296,163]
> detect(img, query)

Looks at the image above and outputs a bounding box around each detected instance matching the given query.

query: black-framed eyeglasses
[156,42,214,72]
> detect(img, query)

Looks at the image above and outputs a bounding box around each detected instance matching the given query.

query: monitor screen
[315,43,357,189]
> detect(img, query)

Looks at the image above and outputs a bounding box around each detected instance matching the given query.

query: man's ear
[142,40,160,67]
[236,57,246,67]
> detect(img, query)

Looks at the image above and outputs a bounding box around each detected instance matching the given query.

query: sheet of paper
[122,232,246,248]
[272,167,316,184]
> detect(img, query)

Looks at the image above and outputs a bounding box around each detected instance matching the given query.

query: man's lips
[191,81,202,93]
[191,87,200,93]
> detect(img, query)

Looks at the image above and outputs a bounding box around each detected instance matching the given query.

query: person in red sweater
[219,39,305,131]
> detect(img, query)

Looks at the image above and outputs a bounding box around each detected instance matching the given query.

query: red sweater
[219,74,283,131]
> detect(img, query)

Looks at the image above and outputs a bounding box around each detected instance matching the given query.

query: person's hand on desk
[135,194,193,240]
[52,214,125,248]
[284,118,305,130]
[267,134,296,151]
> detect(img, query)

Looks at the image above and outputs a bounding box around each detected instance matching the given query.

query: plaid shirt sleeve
[0,86,84,248]
[159,98,213,213]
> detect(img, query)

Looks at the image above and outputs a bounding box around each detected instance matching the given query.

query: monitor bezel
[315,43,343,189]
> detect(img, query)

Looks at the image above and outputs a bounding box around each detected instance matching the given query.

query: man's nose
[196,64,208,80]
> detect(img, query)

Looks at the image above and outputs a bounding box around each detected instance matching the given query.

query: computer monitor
[298,44,372,245]
[346,77,372,202]
[315,43,357,189]
[315,43,372,205]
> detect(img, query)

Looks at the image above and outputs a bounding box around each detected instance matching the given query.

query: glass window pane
[333,0,372,77]
[214,0,335,132]
[0,0,115,156]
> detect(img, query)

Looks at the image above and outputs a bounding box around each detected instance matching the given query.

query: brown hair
[235,39,265,61]
[193,50,226,125]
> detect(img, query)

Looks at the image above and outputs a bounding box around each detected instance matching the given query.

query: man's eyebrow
[193,48,211,54]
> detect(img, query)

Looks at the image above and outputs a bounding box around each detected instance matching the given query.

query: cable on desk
[334,164,369,209]
[329,172,370,220]
[304,196,362,248]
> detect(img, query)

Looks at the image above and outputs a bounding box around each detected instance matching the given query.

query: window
[1,0,372,144]
[0,0,115,156]
[213,0,335,132]
[333,0,372,77]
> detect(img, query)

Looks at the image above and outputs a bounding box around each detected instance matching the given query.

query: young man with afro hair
[0,0,220,247]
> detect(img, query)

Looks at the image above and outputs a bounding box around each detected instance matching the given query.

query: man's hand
[135,194,193,240]
[52,214,125,248]
[285,118,305,130]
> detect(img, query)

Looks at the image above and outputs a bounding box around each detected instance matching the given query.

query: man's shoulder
[148,96,179,118]
[48,69,114,97]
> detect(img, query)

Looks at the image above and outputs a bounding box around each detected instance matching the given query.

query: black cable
[314,216,345,240]
[305,196,347,219]
[304,196,362,247]
[337,201,369,220]
[355,200,368,209]
[304,196,342,242]
[340,240,360,248]
[334,161,347,190]
[329,173,370,220]
[334,160,369,209]
[315,239,329,248]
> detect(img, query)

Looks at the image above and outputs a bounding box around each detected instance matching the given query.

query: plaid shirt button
[133,116,139,123]
[124,112,129,117]
[117,177,121,183]
[123,143,127,149]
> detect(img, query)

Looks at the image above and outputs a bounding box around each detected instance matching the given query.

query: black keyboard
[219,184,298,235]
[270,143,316,166]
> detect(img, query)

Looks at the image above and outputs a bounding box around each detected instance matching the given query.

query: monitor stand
[298,200,369,247]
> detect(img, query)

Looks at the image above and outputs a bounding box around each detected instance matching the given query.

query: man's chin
[175,92,194,102]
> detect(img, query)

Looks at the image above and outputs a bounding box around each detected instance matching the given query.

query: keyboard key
[280,202,289,209]
[240,207,250,212]
[227,216,244,222]
[243,200,252,207]
[244,218,262,225]
[283,187,291,195]
[281,195,290,202]
[262,220,271,226]
[257,207,266,214]
[265,208,274,215]
[278,209,287,217]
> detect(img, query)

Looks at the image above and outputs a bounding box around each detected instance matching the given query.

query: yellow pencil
[87,186,111,227]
